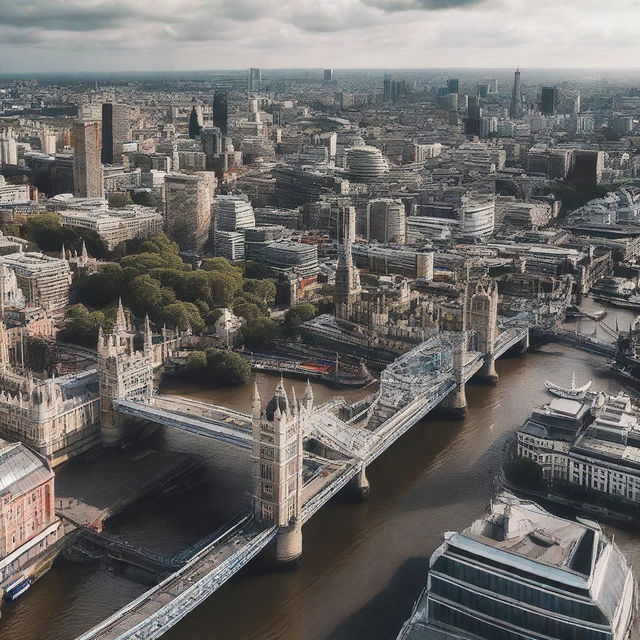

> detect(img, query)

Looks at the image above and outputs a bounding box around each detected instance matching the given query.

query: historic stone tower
[467,281,499,384]
[252,378,309,564]
[97,301,154,446]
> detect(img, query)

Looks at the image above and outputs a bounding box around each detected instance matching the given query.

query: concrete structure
[213,195,256,232]
[163,173,213,252]
[398,493,636,640]
[367,198,406,244]
[346,146,389,182]
[72,120,104,198]
[0,253,71,312]
[518,390,640,507]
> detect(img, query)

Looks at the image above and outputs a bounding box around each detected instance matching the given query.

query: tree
[205,349,251,386]
[233,291,267,312]
[24,214,64,251]
[123,274,165,318]
[209,271,239,307]
[232,302,263,322]
[108,192,133,208]
[185,351,207,379]
[179,270,213,304]
[243,278,276,303]
[161,302,205,333]
[75,264,126,309]
[59,304,109,348]
[242,260,273,279]
[242,317,279,347]
[284,303,317,336]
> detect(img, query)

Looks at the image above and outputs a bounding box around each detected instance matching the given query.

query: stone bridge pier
[350,465,370,500]
[438,341,467,419]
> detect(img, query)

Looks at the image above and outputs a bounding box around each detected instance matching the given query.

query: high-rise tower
[188,102,204,139]
[212,91,228,137]
[334,204,361,320]
[101,103,130,165]
[249,68,262,94]
[72,120,103,198]
[509,67,524,119]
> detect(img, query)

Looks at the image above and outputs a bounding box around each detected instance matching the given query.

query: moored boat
[545,371,592,399]
[3,577,32,602]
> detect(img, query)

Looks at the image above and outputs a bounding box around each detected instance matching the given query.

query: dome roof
[265,394,288,421]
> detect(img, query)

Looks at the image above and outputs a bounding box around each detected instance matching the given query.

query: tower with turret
[467,281,499,384]
[252,378,310,563]
[97,301,154,446]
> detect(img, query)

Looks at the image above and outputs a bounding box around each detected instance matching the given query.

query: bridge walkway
[75,515,275,640]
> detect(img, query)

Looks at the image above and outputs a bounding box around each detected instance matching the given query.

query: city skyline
[1,0,639,73]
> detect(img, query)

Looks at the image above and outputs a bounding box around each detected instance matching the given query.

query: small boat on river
[545,371,592,399]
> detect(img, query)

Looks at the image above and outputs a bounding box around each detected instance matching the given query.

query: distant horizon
[1,0,638,75]
[2,66,640,78]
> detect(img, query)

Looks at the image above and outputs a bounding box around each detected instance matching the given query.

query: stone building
[97,303,154,447]
[252,379,308,563]
[0,439,62,593]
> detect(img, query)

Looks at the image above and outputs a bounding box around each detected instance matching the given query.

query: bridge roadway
[534,327,616,358]
[75,328,528,640]
[75,515,277,640]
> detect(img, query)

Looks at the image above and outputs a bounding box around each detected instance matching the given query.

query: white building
[398,493,636,640]
[0,253,71,312]
[0,131,17,167]
[0,177,30,205]
[213,195,256,232]
[346,146,389,182]
[59,205,164,251]
[518,392,640,507]
[214,231,245,261]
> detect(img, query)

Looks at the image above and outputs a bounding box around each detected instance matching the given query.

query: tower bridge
[72,281,530,640]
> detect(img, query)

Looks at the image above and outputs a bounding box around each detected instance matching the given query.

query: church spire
[115,298,128,333]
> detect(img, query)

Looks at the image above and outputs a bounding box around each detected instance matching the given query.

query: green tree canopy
[205,349,251,386]
[242,317,279,347]
[161,302,205,333]
[284,303,317,336]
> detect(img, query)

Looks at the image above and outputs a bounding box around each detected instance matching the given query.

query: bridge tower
[97,300,154,446]
[252,378,305,565]
[467,282,499,385]
[439,335,468,418]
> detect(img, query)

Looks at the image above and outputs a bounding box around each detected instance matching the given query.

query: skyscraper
[212,90,228,137]
[188,102,203,139]
[447,78,459,94]
[249,68,261,93]
[540,86,558,115]
[72,120,103,198]
[324,69,334,82]
[101,103,130,165]
[0,130,17,166]
[509,67,524,119]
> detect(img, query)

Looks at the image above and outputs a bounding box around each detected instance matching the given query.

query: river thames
[2,304,640,640]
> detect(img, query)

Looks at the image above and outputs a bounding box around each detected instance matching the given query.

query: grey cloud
[362,0,486,10]
[0,1,144,31]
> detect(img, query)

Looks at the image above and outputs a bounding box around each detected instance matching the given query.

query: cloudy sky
[1,0,638,73]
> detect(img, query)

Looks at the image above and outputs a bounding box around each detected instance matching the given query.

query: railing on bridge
[113,397,253,449]
[75,515,276,640]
